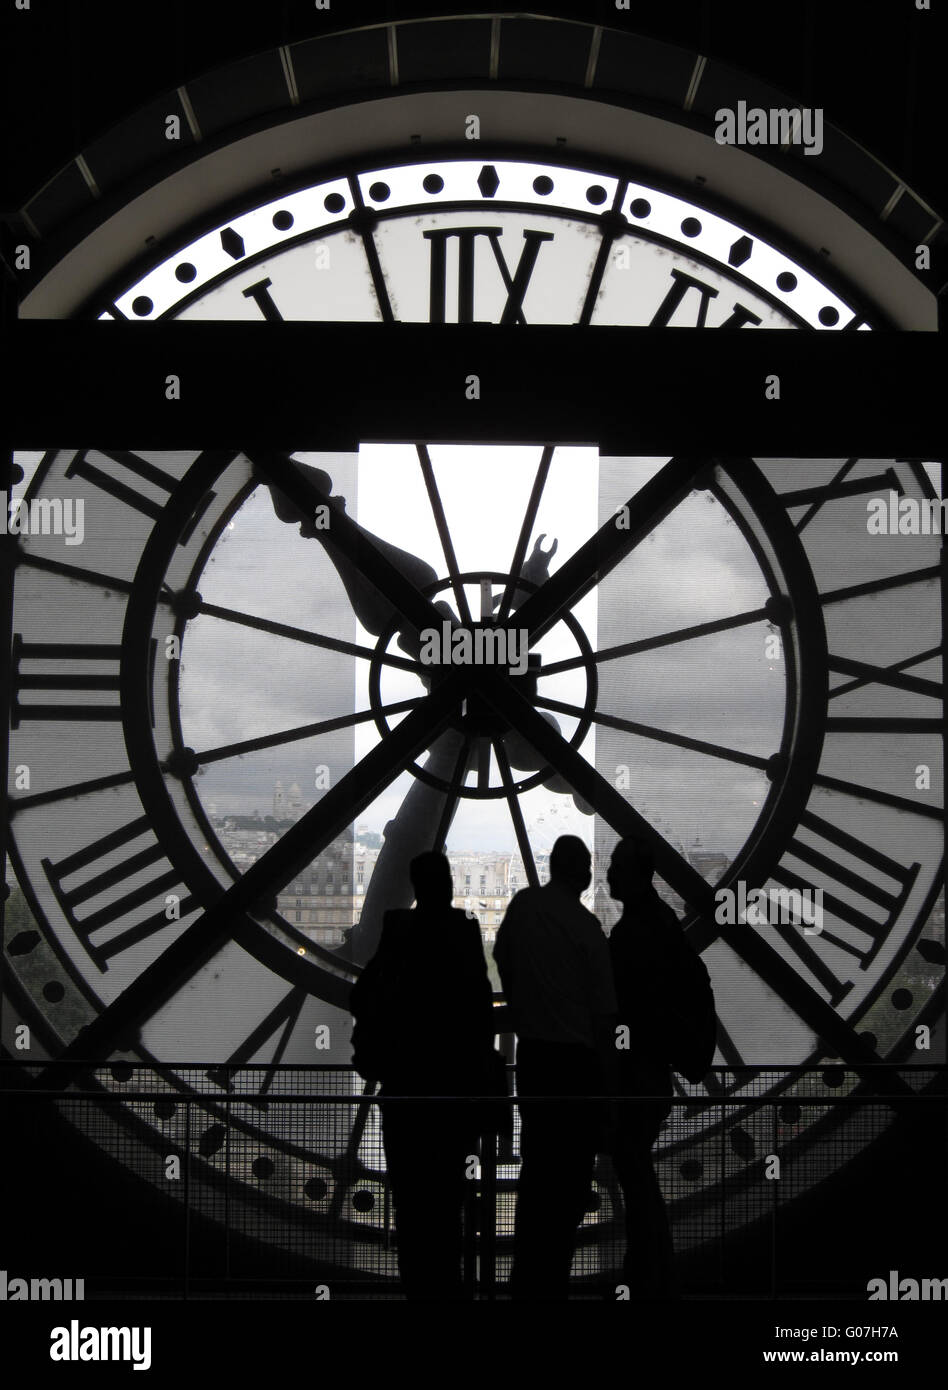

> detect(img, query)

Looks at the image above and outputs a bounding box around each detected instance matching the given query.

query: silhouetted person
[493,836,617,1299]
[607,838,716,1298]
[349,851,495,1300]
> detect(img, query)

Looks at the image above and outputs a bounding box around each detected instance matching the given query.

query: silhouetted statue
[493,835,618,1299]
[349,851,495,1300]
[606,837,717,1298]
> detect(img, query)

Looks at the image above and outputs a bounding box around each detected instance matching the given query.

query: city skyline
[206,774,740,862]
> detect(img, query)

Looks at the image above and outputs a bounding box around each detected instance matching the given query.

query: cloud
[182,455,789,855]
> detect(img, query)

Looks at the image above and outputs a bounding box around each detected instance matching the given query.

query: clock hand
[252,449,465,671]
[415,443,473,626]
[477,671,914,1101]
[491,533,590,808]
[249,449,451,648]
[32,677,467,1091]
[481,672,714,911]
[514,456,709,647]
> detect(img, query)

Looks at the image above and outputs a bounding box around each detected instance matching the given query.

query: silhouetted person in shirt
[349,851,495,1300]
[607,837,716,1298]
[493,835,617,1299]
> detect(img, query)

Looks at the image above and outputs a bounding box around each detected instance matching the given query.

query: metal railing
[1,1062,944,1300]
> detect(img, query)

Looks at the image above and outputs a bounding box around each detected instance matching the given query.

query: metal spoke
[820,564,940,606]
[12,769,137,812]
[813,771,943,821]
[33,674,468,1088]
[540,606,770,676]
[199,601,424,674]
[476,738,492,790]
[431,737,472,853]
[477,673,713,911]
[495,445,554,623]
[18,551,136,595]
[513,457,708,646]
[416,444,472,625]
[534,694,769,770]
[476,673,914,1099]
[192,698,426,766]
[494,740,540,889]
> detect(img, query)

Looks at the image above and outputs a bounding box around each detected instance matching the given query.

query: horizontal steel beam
[6,321,947,454]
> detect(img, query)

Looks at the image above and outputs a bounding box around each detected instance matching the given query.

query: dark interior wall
[3,1,945,220]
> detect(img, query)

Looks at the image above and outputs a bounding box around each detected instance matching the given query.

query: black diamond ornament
[220,227,246,259]
[477,165,500,198]
[728,235,753,268]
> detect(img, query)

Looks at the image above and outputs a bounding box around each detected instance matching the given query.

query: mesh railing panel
[1,1063,944,1299]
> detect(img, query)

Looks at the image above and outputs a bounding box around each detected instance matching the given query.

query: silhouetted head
[607,837,655,906]
[410,851,454,908]
[548,836,592,896]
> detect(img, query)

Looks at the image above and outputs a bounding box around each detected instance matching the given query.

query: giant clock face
[5,153,943,1286]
